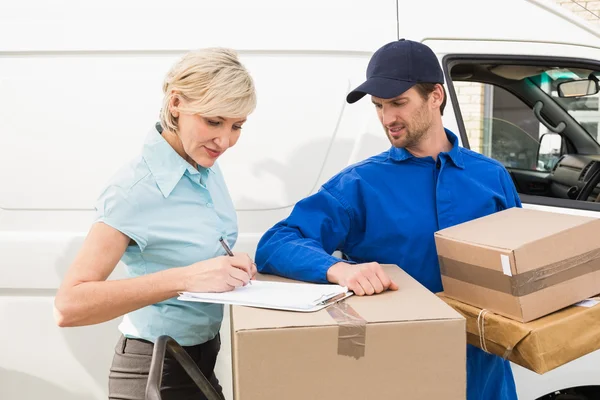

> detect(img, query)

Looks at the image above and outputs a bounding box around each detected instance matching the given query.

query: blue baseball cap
[346,39,444,104]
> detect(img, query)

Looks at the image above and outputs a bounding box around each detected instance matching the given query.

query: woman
[54,48,257,400]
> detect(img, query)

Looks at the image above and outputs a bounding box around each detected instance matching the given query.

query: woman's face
[172,98,247,168]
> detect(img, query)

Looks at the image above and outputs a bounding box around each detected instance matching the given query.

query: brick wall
[454,82,485,153]
[555,0,600,24]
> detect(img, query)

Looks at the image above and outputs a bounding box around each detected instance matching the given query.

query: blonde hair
[160,48,257,133]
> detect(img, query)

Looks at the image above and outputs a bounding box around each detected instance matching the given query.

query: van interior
[448,59,600,204]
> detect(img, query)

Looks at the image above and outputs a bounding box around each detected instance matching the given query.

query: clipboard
[178,280,353,312]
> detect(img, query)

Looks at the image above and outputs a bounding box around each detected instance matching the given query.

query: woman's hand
[183,253,257,293]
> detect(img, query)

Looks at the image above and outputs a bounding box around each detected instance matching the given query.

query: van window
[448,60,600,207]
[454,82,550,171]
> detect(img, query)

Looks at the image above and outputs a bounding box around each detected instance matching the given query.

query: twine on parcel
[477,309,491,354]
[476,308,514,360]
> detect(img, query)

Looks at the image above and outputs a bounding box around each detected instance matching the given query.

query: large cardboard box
[438,294,600,374]
[435,207,600,322]
[230,265,466,400]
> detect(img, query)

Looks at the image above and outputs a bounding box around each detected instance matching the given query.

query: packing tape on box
[439,248,600,296]
[327,301,366,360]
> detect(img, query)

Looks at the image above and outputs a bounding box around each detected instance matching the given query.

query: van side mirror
[537,133,563,172]
[557,75,599,98]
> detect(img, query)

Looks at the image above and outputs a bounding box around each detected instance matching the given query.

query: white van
[1,1,599,399]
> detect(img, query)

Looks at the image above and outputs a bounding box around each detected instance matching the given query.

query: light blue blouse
[95,124,237,346]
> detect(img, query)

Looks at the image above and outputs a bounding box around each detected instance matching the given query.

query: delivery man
[255,39,521,400]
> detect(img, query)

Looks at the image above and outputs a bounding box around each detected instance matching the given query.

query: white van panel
[424,39,600,60]
[0,53,369,211]
[398,0,600,49]
[219,54,372,210]
[512,354,600,400]
[0,233,85,289]
[0,0,396,52]
[0,55,167,210]
[0,296,120,400]
[0,2,395,400]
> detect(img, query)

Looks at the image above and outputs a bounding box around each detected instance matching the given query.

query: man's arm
[256,185,399,295]
[256,187,352,283]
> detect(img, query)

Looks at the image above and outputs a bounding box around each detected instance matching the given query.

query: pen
[219,236,252,285]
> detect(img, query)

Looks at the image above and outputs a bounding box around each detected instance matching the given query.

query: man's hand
[326,261,399,296]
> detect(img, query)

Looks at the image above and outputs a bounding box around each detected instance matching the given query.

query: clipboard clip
[313,291,348,306]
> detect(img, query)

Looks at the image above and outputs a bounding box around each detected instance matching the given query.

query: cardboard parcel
[435,207,600,322]
[439,294,600,374]
[230,265,466,400]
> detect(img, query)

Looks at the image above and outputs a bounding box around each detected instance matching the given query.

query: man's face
[371,87,433,149]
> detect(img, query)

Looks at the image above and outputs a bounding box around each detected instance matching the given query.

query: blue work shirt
[94,124,237,346]
[256,129,520,400]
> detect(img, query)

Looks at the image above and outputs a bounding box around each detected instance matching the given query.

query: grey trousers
[108,334,224,400]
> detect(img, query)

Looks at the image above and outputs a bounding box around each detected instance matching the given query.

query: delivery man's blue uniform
[255,127,521,400]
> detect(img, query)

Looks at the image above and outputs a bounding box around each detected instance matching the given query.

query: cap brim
[346,77,417,104]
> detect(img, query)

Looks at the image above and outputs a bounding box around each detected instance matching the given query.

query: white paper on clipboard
[178,280,353,312]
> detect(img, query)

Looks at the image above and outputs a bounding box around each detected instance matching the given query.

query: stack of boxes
[434,207,600,373]
[228,207,600,400]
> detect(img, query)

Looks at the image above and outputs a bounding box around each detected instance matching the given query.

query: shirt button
[206,202,214,208]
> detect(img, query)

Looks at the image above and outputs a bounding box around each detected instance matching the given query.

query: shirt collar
[142,124,212,197]
[388,128,465,169]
